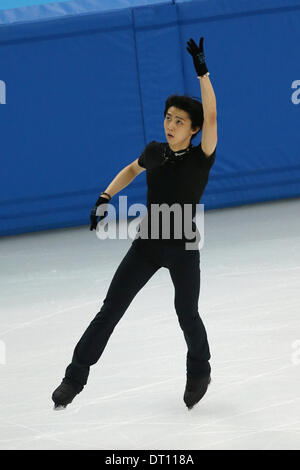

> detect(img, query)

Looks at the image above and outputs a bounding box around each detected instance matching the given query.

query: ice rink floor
[1,198,300,450]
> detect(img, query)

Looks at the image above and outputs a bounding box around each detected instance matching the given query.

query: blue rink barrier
[0,0,300,236]
[0,1,73,11]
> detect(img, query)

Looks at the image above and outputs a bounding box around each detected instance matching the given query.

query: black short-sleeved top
[136,140,216,245]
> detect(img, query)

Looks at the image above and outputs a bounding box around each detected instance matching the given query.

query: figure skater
[52,37,217,410]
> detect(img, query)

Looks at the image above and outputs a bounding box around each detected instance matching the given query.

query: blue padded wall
[0,0,300,236]
[0,1,72,10]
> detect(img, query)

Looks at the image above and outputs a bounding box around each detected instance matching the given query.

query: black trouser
[64,237,211,389]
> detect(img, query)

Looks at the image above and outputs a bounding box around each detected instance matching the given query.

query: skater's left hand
[186,37,209,77]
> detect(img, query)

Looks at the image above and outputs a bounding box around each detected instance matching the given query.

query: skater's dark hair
[164,94,204,141]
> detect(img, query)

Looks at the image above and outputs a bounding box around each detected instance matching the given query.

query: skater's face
[164,106,200,151]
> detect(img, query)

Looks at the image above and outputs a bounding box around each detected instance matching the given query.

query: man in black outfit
[52,37,217,410]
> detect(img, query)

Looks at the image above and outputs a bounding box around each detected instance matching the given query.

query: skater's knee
[93,303,126,327]
[99,295,133,316]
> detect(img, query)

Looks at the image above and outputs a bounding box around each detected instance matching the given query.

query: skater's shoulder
[145,140,167,154]
[141,140,164,155]
[191,141,216,169]
[193,141,216,158]
[146,140,164,149]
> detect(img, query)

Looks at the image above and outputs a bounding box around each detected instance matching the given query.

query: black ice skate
[183,374,211,409]
[52,378,83,410]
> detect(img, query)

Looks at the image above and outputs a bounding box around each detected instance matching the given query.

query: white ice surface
[1,198,300,450]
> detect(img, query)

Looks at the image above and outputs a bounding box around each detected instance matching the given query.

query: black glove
[90,195,110,231]
[186,37,208,77]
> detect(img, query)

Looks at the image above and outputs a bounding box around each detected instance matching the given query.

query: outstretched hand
[186,37,208,77]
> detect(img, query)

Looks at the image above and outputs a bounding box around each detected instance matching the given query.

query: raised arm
[187,37,217,157]
[199,74,217,157]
